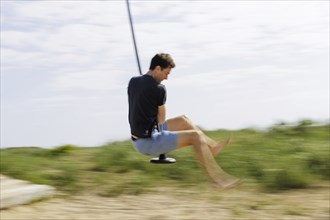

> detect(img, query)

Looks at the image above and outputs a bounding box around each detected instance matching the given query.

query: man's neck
[147,70,160,82]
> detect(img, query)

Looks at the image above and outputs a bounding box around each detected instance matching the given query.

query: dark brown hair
[149,53,175,70]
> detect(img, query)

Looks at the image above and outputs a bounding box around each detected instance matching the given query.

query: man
[128,53,240,189]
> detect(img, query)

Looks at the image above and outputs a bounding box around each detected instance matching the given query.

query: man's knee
[191,130,205,146]
[180,115,192,125]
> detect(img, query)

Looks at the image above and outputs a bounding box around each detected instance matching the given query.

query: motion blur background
[1,0,329,148]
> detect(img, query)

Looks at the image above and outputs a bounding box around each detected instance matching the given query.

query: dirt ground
[1,186,329,220]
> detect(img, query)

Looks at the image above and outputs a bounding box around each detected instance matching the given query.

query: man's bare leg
[166,115,232,156]
[175,130,240,189]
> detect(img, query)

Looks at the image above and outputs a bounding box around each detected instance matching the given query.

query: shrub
[261,168,310,191]
[306,153,329,179]
[48,145,76,157]
[247,161,265,180]
[44,167,80,192]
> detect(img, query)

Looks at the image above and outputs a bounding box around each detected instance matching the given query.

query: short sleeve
[157,84,167,106]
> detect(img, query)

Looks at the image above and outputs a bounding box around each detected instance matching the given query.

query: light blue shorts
[131,123,178,156]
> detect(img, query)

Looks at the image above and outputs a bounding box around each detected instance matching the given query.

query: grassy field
[1,120,329,197]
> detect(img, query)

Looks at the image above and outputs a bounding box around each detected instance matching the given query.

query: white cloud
[52,69,126,91]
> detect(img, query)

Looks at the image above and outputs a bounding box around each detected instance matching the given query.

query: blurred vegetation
[1,120,329,196]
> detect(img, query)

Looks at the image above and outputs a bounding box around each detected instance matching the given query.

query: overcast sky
[1,0,329,148]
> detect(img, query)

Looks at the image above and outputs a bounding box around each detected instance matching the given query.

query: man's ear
[155,66,161,72]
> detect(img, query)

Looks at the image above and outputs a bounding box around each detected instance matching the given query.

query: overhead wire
[126,0,142,75]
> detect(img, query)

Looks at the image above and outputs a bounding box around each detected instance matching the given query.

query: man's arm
[157,105,166,124]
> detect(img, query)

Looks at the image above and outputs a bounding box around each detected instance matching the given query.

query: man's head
[149,53,175,70]
[149,53,175,82]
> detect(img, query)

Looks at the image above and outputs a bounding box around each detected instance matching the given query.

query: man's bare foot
[212,178,242,190]
[211,134,233,156]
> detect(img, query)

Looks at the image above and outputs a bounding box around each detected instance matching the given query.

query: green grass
[1,120,329,196]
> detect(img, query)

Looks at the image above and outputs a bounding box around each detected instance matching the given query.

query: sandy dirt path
[1,186,329,220]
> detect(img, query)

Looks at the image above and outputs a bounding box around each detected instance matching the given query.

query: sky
[1,0,329,148]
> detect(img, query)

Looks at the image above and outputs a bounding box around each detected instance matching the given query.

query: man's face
[156,66,172,82]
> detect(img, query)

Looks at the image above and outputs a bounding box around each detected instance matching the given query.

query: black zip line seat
[150,154,176,164]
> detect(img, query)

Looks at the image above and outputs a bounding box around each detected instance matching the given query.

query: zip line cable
[126,0,142,75]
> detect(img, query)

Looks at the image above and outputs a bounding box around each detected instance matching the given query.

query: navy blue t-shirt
[128,74,166,138]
